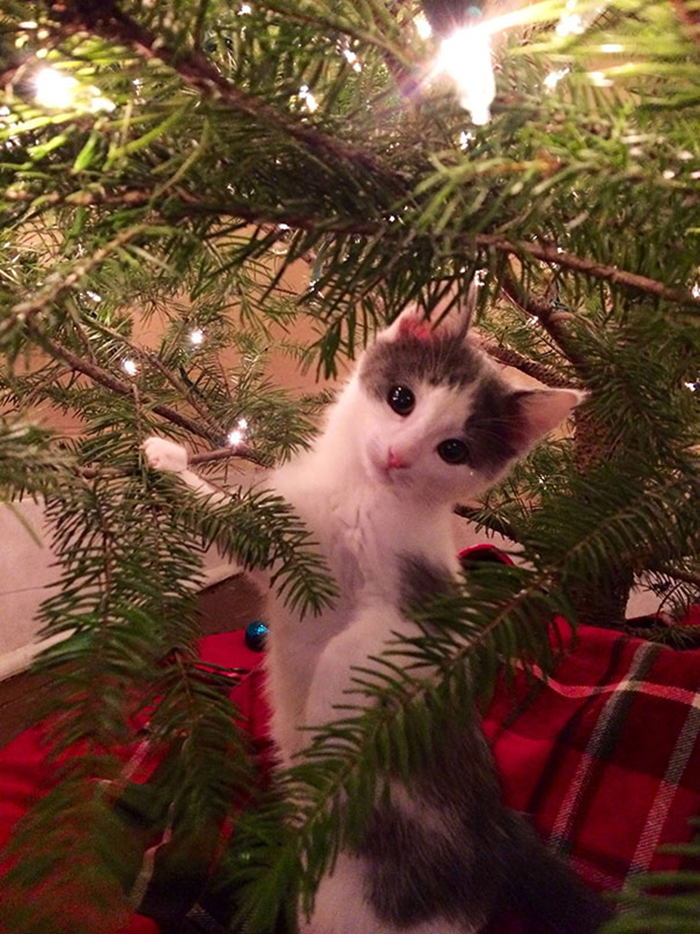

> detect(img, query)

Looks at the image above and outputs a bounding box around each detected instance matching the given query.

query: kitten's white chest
[327,490,397,601]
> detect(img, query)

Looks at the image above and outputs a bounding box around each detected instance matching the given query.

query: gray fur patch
[358,716,508,929]
[399,555,453,612]
[359,332,484,400]
[462,377,524,477]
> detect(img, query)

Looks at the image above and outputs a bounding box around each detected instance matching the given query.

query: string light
[33,66,115,113]
[298,85,318,113]
[544,67,570,91]
[555,0,606,38]
[227,428,244,446]
[122,359,138,377]
[189,327,205,346]
[237,417,248,431]
[588,70,612,87]
[662,169,676,180]
[434,24,495,126]
[342,48,363,72]
[239,3,252,13]
[414,12,433,39]
[34,68,78,110]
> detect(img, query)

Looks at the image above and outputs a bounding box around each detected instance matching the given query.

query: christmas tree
[1,0,699,931]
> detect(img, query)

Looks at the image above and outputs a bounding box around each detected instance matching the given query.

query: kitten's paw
[142,437,188,474]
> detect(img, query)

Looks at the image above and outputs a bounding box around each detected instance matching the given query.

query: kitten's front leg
[142,436,229,504]
[304,606,416,732]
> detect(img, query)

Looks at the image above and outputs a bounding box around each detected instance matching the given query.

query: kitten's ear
[381,280,478,343]
[513,388,587,451]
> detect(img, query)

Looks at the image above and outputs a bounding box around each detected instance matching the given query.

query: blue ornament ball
[245,620,269,652]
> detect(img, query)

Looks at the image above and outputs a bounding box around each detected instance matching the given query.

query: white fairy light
[691,171,700,180]
[89,92,116,113]
[19,21,38,29]
[122,359,138,377]
[239,3,252,13]
[414,12,433,39]
[237,417,248,431]
[662,169,676,180]
[544,67,570,91]
[342,48,363,72]
[459,130,474,149]
[588,70,612,87]
[601,43,622,53]
[692,282,700,298]
[189,327,205,346]
[678,150,693,161]
[298,84,318,113]
[556,12,584,36]
[435,24,495,126]
[227,428,244,446]
[34,67,79,110]
[85,290,102,303]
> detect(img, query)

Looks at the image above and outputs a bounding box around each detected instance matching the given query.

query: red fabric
[2,609,700,930]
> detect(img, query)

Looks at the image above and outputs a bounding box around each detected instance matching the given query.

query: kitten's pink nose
[387,449,408,470]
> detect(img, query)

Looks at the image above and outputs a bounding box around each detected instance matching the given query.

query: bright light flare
[414,12,433,39]
[34,67,78,110]
[227,429,244,446]
[122,359,138,377]
[544,67,570,91]
[298,85,318,113]
[435,25,495,126]
[189,327,205,346]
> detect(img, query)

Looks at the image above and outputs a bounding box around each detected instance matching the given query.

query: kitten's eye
[437,439,470,465]
[387,385,415,416]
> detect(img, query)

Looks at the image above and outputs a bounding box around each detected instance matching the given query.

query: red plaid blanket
[1,608,699,931]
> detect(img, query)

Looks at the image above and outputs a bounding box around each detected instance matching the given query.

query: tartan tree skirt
[1,588,699,932]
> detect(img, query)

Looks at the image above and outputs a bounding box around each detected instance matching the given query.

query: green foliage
[0,0,699,930]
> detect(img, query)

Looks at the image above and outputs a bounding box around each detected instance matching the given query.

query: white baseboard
[0,563,242,683]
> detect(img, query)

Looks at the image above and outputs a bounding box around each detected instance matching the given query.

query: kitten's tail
[500,810,613,934]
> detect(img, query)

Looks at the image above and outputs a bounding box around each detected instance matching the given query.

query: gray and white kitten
[144,293,609,934]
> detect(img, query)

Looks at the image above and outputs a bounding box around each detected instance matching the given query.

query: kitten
[143,292,610,934]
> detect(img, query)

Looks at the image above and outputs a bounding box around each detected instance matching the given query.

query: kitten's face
[354,307,581,504]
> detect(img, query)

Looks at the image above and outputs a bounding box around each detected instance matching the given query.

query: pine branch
[11,184,700,311]
[27,323,223,444]
[500,269,587,370]
[42,0,401,185]
[0,225,148,341]
[453,504,518,542]
[474,333,577,388]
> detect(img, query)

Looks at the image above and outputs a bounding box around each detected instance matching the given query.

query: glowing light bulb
[89,92,116,113]
[544,67,570,91]
[34,68,79,110]
[298,85,318,113]
[588,70,612,88]
[414,12,433,39]
[662,169,676,180]
[435,25,495,126]
[239,3,252,13]
[556,12,583,35]
[189,327,205,345]
[122,359,137,377]
[85,290,102,302]
[237,417,248,431]
[227,428,244,446]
